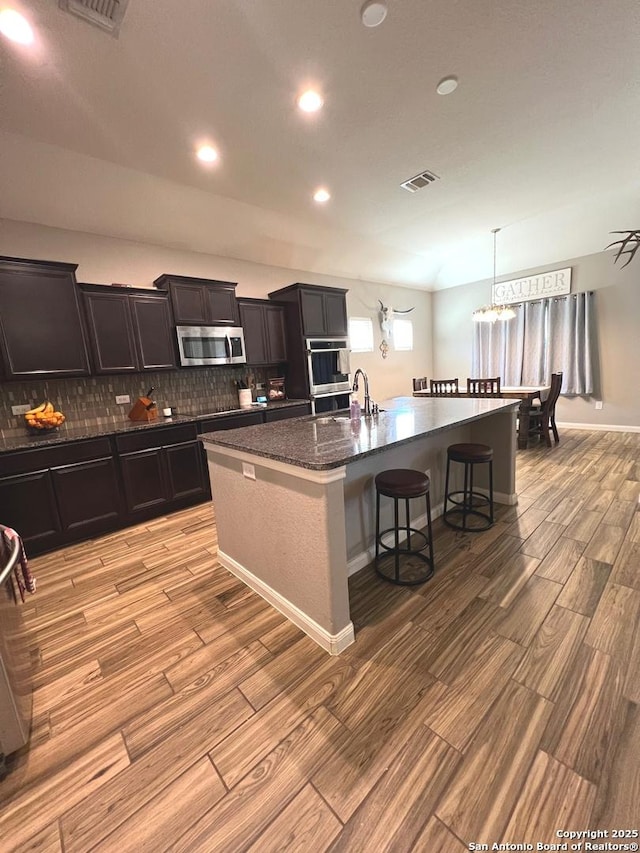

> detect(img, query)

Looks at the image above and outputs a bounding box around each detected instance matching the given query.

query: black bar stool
[443,443,494,532]
[375,469,435,585]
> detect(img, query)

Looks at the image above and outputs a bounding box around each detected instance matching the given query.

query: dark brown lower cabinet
[117,424,208,520]
[198,411,264,433]
[120,449,169,515]
[0,469,62,553]
[0,406,311,556]
[50,457,121,537]
[263,403,310,423]
[165,441,205,501]
[0,439,122,555]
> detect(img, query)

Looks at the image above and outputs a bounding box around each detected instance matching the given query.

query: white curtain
[472,291,596,393]
[547,292,595,394]
[521,301,547,385]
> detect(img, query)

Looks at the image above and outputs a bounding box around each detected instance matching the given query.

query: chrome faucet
[352,368,372,417]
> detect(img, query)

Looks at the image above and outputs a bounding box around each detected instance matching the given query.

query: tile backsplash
[0,366,286,438]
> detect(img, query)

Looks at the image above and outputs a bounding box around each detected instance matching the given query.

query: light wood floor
[1,429,639,852]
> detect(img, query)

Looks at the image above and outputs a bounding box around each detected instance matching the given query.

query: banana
[45,402,54,414]
[25,402,47,415]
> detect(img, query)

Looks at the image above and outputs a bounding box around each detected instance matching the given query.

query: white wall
[433,250,640,429]
[0,218,432,403]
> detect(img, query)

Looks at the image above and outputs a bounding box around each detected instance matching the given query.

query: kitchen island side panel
[206,451,352,640]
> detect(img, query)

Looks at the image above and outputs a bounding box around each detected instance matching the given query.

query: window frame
[348,316,374,353]
[392,317,414,351]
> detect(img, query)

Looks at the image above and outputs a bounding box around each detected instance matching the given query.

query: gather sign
[492,267,572,305]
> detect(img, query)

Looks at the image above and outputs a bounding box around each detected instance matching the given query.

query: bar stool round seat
[374,468,435,586]
[443,443,494,532]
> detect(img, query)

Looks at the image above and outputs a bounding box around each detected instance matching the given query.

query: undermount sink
[314,414,351,424]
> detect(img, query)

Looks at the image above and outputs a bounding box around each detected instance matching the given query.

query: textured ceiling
[1,0,640,289]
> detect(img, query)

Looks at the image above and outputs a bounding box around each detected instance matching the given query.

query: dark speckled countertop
[201,396,519,470]
[0,400,310,454]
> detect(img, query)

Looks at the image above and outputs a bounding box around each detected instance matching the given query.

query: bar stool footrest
[375,526,434,585]
[443,487,493,531]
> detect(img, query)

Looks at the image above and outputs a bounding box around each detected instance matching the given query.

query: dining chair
[529,371,563,446]
[412,377,428,391]
[430,378,459,395]
[467,377,501,396]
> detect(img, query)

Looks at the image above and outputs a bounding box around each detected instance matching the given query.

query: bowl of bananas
[24,401,66,433]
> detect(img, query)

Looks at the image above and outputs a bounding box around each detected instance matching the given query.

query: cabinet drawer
[0,437,113,477]
[198,411,264,432]
[264,404,311,423]
[115,423,198,453]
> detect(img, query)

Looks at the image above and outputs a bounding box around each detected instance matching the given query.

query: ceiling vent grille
[58,0,131,36]
[400,169,440,193]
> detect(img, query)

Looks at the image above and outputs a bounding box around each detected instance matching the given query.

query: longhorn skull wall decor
[378,300,415,339]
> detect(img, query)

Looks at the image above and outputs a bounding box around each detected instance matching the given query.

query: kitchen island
[201,396,519,653]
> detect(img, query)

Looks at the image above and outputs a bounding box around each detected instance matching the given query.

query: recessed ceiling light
[361,1,387,27]
[196,145,218,163]
[436,76,459,95]
[313,188,331,204]
[298,90,324,113]
[0,9,34,44]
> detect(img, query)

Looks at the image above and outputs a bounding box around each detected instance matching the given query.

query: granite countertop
[0,399,310,454]
[201,396,520,470]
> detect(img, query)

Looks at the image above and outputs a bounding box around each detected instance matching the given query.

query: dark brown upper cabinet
[238,299,287,365]
[130,292,176,370]
[0,256,90,380]
[267,283,349,400]
[153,274,240,326]
[80,285,176,374]
[269,283,348,338]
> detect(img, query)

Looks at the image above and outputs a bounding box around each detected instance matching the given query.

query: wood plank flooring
[1,428,638,851]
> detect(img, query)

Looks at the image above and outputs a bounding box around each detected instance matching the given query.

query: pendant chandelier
[472,228,516,322]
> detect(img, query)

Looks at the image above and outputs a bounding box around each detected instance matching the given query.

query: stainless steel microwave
[176,325,246,366]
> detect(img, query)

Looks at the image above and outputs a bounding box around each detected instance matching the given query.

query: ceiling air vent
[58,0,131,36]
[400,169,440,193]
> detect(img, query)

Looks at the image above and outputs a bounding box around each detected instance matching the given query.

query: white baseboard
[558,422,640,434]
[217,549,355,655]
[494,490,518,505]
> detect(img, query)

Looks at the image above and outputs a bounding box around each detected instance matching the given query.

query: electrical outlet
[595,400,603,410]
[115,395,130,405]
[242,462,256,481]
[11,404,31,415]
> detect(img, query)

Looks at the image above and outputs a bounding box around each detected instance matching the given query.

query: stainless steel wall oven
[306,338,350,396]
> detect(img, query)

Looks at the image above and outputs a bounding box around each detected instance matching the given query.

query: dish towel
[3,527,36,602]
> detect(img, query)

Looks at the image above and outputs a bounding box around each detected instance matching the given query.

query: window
[348,317,374,352]
[393,318,413,351]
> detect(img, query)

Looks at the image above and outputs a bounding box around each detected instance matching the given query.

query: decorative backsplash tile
[0,365,285,438]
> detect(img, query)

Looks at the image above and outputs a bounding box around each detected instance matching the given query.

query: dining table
[412,385,550,449]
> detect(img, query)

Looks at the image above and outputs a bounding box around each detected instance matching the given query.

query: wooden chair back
[412,377,428,391]
[430,378,459,395]
[544,371,563,414]
[530,371,564,446]
[467,377,501,396]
